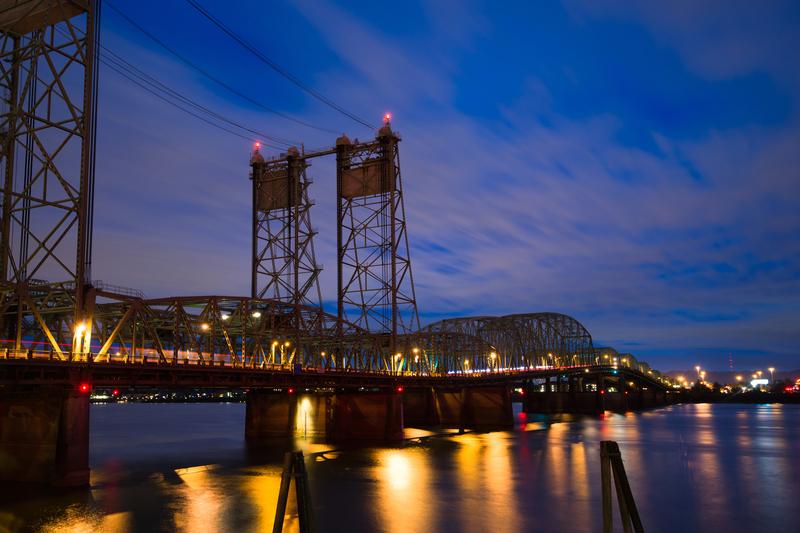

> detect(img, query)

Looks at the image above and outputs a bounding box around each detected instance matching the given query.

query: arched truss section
[404,312,595,374]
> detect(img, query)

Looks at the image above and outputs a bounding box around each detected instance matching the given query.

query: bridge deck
[0,353,668,391]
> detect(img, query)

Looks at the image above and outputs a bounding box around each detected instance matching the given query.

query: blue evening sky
[91,0,800,371]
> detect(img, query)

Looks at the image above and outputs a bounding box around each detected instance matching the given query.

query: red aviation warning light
[112,388,120,397]
[383,112,392,124]
[395,386,404,393]
[287,387,295,395]
[254,141,261,150]
[78,382,91,394]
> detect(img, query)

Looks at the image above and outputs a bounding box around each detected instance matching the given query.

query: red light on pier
[600,389,606,395]
[112,388,120,396]
[78,382,91,394]
[287,387,295,394]
[395,386,404,393]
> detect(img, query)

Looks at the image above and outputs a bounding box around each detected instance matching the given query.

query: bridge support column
[245,390,298,440]
[0,388,89,487]
[402,387,439,427]
[434,387,513,431]
[329,392,403,442]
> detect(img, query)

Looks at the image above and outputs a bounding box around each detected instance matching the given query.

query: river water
[0,402,797,532]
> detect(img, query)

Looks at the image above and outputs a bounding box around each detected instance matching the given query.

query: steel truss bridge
[0,1,672,391]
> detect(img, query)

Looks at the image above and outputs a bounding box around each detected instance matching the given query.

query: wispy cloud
[90,0,800,369]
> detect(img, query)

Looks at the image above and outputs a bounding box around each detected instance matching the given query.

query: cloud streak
[90,0,800,369]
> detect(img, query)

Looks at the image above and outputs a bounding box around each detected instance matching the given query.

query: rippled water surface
[1,402,798,532]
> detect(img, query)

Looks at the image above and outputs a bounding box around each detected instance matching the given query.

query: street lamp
[768,367,775,382]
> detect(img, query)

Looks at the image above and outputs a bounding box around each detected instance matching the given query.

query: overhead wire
[104,0,340,136]
[56,25,295,149]
[100,47,295,148]
[101,56,278,147]
[183,0,376,130]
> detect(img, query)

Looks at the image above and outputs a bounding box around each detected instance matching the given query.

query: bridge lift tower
[0,0,100,356]
[335,119,420,355]
[250,145,322,308]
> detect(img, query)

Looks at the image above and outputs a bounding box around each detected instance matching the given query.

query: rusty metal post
[600,441,643,533]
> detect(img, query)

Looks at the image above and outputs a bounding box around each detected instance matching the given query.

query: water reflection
[171,467,225,532]
[451,432,521,532]
[1,403,797,532]
[374,449,432,533]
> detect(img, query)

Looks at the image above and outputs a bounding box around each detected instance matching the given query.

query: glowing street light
[200,323,209,331]
[252,311,262,318]
[768,367,775,382]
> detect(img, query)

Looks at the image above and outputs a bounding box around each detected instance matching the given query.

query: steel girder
[408,312,595,375]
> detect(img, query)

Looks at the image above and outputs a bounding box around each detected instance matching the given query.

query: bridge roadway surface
[0,355,668,391]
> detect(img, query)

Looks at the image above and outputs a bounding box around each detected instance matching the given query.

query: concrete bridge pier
[434,386,514,432]
[523,373,608,414]
[328,391,404,443]
[402,387,439,427]
[0,387,90,487]
[245,389,299,440]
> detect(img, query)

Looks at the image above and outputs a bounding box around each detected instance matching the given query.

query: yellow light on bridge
[490,352,497,360]
[252,311,262,318]
[736,375,743,382]
[200,323,209,331]
[412,347,420,354]
[221,314,230,321]
[284,341,291,347]
[75,322,87,335]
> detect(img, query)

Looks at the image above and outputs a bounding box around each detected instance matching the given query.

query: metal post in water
[600,441,644,533]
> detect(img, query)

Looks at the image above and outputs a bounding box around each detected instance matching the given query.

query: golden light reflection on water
[242,466,290,533]
[374,448,432,533]
[37,511,132,533]
[451,432,521,532]
[172,467,225,533]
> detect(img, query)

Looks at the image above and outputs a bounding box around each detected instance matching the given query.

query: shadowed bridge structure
[0,1,673,487]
